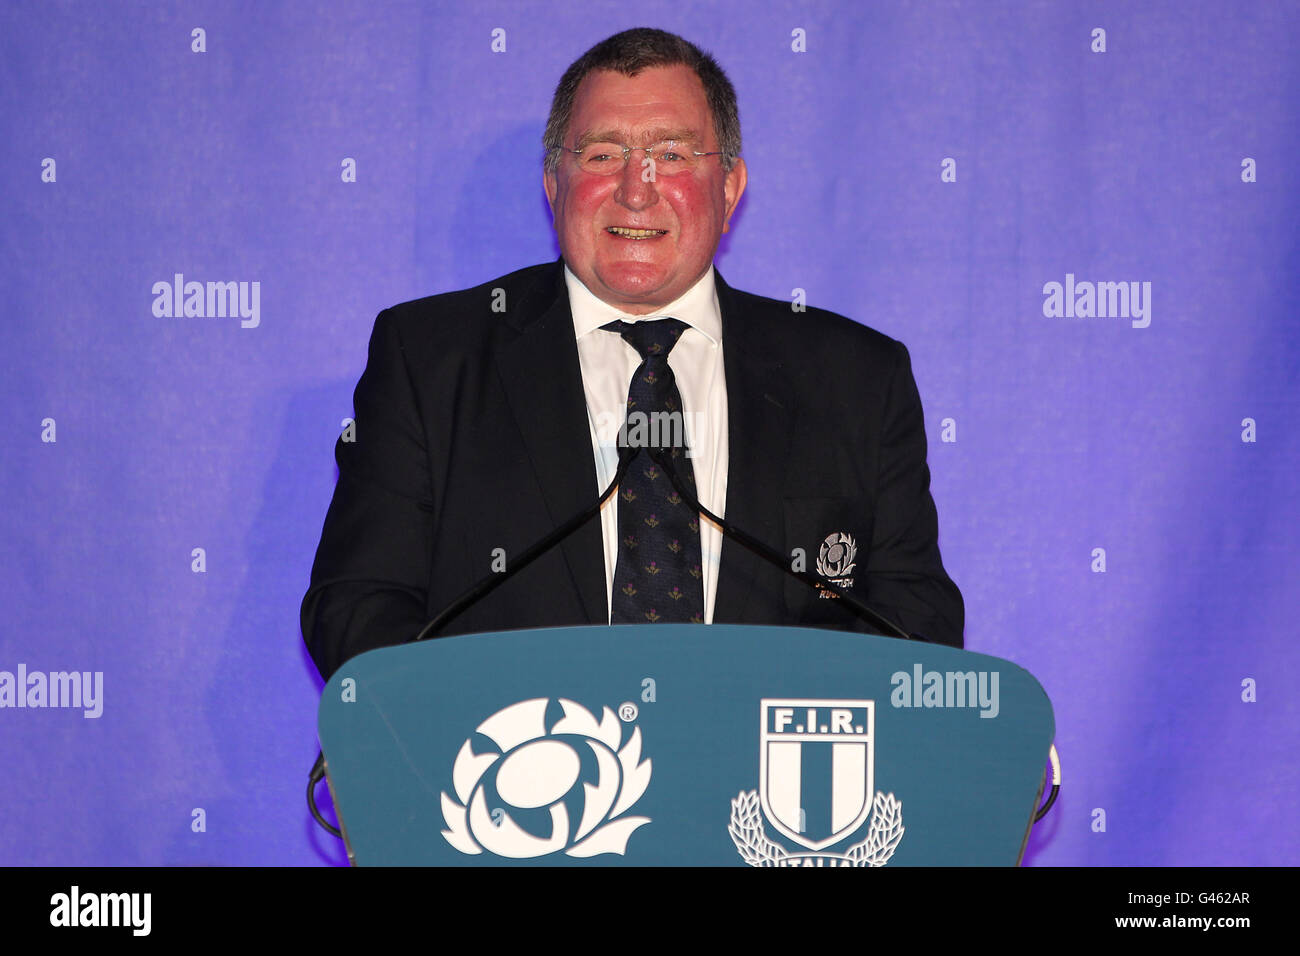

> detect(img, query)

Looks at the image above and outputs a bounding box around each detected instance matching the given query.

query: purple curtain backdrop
[1,0,1296,865]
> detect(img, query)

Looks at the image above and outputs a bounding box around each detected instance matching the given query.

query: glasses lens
[577,143,627,175]
[649,141,696,175]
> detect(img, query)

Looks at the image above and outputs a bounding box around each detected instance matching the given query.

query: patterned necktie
[602,318,705,625]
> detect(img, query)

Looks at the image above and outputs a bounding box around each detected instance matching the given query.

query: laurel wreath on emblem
[728,790,904,866]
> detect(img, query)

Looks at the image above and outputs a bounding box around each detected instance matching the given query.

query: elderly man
[301,28,963,681]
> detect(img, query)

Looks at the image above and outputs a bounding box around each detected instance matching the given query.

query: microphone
[645,443,924,644]
[411,440,637,644]
[415,425,922,644]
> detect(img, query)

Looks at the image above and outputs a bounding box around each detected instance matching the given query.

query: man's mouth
[606,226,669,239]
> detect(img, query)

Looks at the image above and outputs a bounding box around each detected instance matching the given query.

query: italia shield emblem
[759,699,875,851]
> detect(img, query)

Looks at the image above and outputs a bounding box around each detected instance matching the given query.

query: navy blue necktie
[602,318,705,625]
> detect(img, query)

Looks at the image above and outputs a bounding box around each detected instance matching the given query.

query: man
[301,28,963,681]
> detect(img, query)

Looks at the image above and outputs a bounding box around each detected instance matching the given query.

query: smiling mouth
[606,226,668,239]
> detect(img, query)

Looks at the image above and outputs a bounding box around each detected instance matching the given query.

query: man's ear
[722,157,747,234]
[544,168,557,217]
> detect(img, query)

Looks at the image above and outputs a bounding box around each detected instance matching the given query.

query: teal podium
[317,624,1054,866]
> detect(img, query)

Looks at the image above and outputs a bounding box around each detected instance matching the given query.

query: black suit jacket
[302,259,963,679]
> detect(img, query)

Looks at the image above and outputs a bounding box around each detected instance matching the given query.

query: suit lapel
[712,270,795,623]
[495,260,607,625]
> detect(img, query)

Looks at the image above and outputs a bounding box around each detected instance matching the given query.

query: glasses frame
[554,140,728,175]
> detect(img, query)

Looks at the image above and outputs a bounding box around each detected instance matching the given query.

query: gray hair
[543,28,742,173]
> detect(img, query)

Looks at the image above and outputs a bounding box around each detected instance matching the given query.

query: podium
[317,624,1054,866]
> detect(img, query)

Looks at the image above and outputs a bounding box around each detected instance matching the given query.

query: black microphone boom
[647,445,922,643]
[410,442,636,645]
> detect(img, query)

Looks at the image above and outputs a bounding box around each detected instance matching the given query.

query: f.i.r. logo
[760,699,874,850]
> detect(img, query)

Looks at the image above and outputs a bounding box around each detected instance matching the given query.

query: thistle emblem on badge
[816,531,856,595]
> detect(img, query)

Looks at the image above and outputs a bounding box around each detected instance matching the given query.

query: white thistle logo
[816,531,857,580]
[440,697,652,858]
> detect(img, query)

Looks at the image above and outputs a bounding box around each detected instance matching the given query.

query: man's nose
[614,151,659,209]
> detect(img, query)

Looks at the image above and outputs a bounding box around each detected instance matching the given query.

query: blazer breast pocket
[782,496,873,625]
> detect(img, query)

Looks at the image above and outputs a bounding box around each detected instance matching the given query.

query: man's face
[544,64,747,315]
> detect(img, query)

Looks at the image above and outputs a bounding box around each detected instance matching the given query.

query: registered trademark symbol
[618,702,638,722]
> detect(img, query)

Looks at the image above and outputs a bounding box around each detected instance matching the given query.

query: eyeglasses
[555,140,727,176]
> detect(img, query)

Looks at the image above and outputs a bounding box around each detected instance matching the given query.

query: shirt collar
[565,263,721,346]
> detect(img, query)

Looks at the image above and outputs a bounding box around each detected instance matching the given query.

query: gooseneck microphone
[645,444,921,644]
[410,442,637,645]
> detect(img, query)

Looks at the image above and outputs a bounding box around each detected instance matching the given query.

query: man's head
[543,29,747,315]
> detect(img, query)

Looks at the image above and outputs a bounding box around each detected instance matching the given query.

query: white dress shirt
[565,264,729,624]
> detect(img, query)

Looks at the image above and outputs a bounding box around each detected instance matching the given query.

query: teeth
[607,227,666,238]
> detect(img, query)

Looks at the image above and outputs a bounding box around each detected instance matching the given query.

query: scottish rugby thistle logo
[441,697,652,859]
[816,532,857,594]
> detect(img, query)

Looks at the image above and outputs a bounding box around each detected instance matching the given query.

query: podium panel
[318,624,1054,866]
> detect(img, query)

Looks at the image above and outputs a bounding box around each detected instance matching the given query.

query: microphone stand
[647,445,923,644]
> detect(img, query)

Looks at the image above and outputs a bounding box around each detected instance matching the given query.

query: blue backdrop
[2,0,1295,866]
